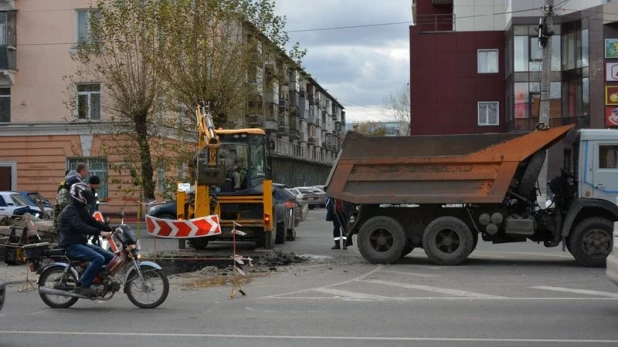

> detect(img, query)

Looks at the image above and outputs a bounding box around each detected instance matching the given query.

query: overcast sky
[275,0,412,123]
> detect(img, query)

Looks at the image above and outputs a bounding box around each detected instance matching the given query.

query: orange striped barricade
[145,215,221,238]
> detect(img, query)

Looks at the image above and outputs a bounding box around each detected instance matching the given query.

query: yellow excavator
[176,101,277,249]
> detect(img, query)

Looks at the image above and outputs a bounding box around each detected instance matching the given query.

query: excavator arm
[193,101,227,186]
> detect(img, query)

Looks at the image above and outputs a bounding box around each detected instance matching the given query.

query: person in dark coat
[58,182,114,297]
[326,197,353,250]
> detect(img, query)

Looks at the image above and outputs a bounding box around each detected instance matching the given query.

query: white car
[0,191,53,218]
[286,188,305,204]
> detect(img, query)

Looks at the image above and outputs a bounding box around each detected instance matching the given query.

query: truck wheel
[357,216,406,264]
[400,243,414,258]
[188,238,209,250]
[567,217,613,268]
[423,216,474,265]
[517,151,546,198]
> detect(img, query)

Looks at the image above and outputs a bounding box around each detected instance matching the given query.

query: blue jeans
[66,244,115,287]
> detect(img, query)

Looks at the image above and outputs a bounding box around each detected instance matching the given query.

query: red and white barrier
[145,214,221,238]
[93,211,105,222]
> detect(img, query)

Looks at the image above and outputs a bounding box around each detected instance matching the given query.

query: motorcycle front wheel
[39,265,79,309]
[125,265,169,309]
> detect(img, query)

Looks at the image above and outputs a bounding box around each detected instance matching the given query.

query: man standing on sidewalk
[326,196,353,250]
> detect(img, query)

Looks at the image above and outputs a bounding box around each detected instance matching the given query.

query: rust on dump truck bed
[325,124,575,205]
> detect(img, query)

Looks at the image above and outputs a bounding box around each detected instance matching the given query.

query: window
[0,88,9,122]
[599,145,618,169]
[76,9,100,45]
[76,83,101,120]
[478,102,499,126]
[478,49,499,73]
[0,196,5,207]
[67,158,109,198]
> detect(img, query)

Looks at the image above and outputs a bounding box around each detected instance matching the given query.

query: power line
[287,6,547,33]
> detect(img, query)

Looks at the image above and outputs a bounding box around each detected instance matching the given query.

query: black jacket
[326,197,353,222]
[58,201,112,248]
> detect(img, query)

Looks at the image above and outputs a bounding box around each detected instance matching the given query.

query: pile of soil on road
[168,250,306,289]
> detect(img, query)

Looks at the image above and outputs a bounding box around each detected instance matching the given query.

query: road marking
[363,279,506,298]
[1,330,617,343]
[264,296,618,301]
[531,286,618,298]
[312,287,389,299]
[379,269,441,278]
[262,265,383,299]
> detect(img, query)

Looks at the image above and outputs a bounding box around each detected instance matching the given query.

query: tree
[65,0,304,201]
[64,0,176,201]
[383,83,411,136]
[354,121,386,136]
[154,0,307,128]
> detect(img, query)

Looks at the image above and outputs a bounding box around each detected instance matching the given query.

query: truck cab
[575,129,618,206]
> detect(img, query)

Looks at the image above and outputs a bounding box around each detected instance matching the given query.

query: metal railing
[414,13,454,33]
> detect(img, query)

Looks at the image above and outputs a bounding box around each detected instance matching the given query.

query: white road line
[364,279,506,299]
[531,286,618,298]
[261,265,384,299]
[379,269,441,278]
[266,296,618,301]
[312,287,389,299]
[1,330,617,344]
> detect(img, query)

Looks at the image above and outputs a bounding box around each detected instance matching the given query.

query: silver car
[606,222,618,285]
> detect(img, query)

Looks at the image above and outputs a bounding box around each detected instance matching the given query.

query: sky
[274,0,412,123]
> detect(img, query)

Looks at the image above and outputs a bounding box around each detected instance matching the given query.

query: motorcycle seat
[45,249,66,257]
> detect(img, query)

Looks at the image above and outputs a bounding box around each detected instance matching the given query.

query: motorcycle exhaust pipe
[39,286,89,299]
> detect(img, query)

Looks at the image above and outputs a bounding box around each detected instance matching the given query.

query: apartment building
[410,0,618,190]
[0,0,345,212]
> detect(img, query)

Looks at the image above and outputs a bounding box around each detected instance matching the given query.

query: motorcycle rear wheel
[125,265,169,309]
[39,265,79,309]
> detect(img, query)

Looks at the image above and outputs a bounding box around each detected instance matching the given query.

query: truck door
[591,142,618,206]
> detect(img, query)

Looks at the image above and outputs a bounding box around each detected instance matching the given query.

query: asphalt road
[2,209,618,347]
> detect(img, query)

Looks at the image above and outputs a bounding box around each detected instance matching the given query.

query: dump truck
[325,124,618,267]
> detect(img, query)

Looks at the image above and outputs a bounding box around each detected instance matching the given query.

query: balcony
[308,136,317,145]
[414,13,453,33]
[506,116,590,132]
[247,113,264,128]
[289,128,300,140]
[278,98,288,110]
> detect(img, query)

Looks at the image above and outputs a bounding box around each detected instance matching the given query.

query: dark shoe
[331,244,340,250]
[343,245,348,250]
[74,285,96,297]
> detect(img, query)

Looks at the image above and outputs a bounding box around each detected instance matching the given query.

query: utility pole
[538,0,554,129]
[537,0,554,201]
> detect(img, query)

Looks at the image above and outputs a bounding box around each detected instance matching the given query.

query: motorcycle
[23,223,169,309]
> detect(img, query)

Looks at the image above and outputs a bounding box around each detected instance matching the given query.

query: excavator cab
[215,129,271,192]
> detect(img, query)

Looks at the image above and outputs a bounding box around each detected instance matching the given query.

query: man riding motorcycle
[57,182,114,297]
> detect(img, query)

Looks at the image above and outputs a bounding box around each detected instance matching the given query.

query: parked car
[286,187,305,205]
[0,191,52,219]
[21,192,53,209]
[606,222,618,286]
[0,279,4,312]
[146,183,300,245]
[296,186,327,209]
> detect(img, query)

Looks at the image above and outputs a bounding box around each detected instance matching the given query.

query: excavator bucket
[325,125,575,205]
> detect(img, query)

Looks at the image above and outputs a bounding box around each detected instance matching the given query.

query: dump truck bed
[325,125,575,205]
